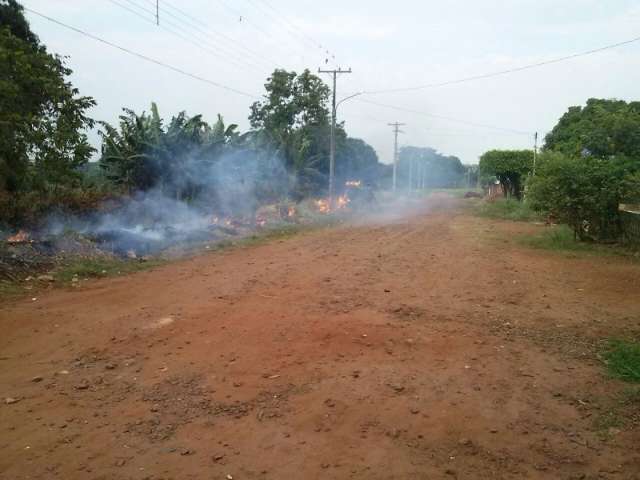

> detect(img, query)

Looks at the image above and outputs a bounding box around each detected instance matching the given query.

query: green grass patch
[54,257,164,283]
[476,198,541,221]
[603,339,640,383]
[520,225,639,259]
[520,225,595,252]
[0,280,25,298]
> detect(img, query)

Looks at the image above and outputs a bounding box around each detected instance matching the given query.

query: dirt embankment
[1,197,639,479]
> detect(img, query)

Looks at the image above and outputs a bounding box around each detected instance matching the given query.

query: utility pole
[533,131,538,176]
[408,156,413,192]
[318,67,351,207]
[388,122,405,192]
[156,0,159,25]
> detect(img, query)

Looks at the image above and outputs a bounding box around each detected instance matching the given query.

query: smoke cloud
[46,148,290,256]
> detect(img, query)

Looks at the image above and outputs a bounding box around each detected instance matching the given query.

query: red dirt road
[1,197,639,479]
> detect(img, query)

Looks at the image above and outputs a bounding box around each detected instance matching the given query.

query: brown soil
[1,196,639,479]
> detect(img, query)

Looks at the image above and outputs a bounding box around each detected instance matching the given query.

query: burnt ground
[1,196,639,479]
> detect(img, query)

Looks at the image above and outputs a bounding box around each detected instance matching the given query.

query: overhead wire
[250,0,338,64]
[24,7,259,99]
[363,34,640,94]
[353,98,532,135]
[110,0,266,73]
[136,0,279,68]
[208,0,314,63]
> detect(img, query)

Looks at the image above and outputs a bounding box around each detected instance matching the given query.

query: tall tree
[544,98,640,159]
[0,0,96,217]
[249,69,330,135]
[478,150,533,199]
[250,69,335,196]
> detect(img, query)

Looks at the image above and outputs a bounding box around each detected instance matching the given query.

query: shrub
[527,152,640,241]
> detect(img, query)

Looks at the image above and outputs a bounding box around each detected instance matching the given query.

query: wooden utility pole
[388,122,405,192]
[318,67,351,206]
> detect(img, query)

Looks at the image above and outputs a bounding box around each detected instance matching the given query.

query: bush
[527,152,640,241]
[0,184,116,227]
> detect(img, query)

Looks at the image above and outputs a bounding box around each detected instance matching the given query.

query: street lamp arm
[336,92,363,111]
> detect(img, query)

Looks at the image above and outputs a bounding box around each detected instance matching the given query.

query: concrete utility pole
[318,67,352,206]
[388,122,405,192]
[408,156,413,192]
[156,0,159,25]
[533,131,538,176]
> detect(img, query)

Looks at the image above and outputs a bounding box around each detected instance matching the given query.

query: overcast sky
[21,0,640,164]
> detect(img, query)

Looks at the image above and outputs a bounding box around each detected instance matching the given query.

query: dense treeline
[397,147,467,189]
[0,1,385,227]
[479,98,640,242]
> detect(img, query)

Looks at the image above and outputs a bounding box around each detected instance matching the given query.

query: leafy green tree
[544,98,640,158]
[528,98,640,242]
[528,152,640,240]
[250,68,337,195]
[0,0,38,46]
[478,150,533,199]
[249,69,330,135]
[0,0,96,223]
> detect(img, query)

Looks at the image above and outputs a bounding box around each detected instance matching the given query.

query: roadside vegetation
[478,98,640,249]
[604,340,640,384]
[476,198,540,221]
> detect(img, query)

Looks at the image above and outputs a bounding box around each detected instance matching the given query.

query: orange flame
[7,230,30,243]
[314,199,330,213]
[314,194,350,214]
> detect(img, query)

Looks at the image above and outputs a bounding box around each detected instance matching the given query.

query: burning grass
[312,194,351,214]
[0,199,348,300]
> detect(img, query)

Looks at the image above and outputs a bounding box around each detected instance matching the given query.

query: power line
[253,0,338,64]
[136,0,279,68]
[356,98,532,135]
[24,7,259,99]
[110,0,265,73]
[208,0,313,62]
[364,34,640,94]
[257,0,320,50]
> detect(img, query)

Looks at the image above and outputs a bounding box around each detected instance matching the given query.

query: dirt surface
[1,196,639,479]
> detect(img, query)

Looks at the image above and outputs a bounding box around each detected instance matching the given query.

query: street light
[328,91,363,206]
